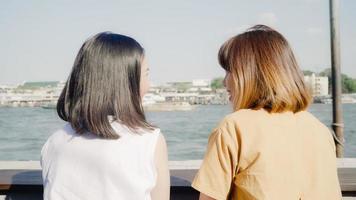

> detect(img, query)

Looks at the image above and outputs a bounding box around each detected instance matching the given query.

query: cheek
[144,79,150,92]
[226,75,233,90]
[140,76,149,96]
[227,75,237,98]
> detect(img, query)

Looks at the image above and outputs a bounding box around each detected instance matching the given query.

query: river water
[0,104,355,161]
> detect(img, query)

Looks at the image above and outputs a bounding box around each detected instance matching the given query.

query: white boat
[143,93,195,111]
[143,101,195,112]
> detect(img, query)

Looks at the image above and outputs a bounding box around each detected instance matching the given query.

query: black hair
[57,32,153,139]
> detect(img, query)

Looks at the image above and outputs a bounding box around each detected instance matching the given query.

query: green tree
[318,68,331,77]
[343,76,356,93]
[302,70,315,76]
[318,68,356,93]
[211,77,224,90]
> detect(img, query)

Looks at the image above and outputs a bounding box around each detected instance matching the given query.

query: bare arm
[199,193,216,200]
[151,133,170,200]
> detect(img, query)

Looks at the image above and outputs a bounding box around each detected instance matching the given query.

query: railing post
[329,0,344,157]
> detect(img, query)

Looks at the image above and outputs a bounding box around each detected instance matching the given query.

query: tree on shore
[211,77,224,90]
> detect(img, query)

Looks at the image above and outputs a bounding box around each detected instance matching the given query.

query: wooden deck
[0,159,355,199]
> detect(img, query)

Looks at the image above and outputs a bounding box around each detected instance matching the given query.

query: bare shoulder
[156,132,167,149]
[153,131,168,161]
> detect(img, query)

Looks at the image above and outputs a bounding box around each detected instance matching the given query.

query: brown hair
[57,32,154,139]
[218,25,311,113]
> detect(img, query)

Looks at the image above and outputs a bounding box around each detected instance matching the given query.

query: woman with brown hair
[192,25,341,200]
[41,32,170,200]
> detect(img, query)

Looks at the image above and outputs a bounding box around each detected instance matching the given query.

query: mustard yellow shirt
[192,109,342,200]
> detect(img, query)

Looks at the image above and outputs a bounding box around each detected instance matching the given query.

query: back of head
[219,25,312,113]
[57,32,153,139]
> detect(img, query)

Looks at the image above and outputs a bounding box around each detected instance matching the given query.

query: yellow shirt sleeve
[191,123,239,200]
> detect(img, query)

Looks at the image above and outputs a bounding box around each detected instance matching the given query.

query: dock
[0,159,355,199]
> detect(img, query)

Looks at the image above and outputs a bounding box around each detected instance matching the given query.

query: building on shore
[0,81,65,107]
[304,73,329,96]
[0,79,231,108]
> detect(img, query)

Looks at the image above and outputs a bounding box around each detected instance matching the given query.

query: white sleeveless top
[41,121,160,200]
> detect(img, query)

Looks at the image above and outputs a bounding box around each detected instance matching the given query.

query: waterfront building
[304,73,329,96]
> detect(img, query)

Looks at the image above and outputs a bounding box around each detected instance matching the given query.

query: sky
[0,0,355,85]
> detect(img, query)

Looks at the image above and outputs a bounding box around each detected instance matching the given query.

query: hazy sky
[1,0,355,85]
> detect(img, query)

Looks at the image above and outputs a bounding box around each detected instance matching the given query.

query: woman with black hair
[41,32,170,200]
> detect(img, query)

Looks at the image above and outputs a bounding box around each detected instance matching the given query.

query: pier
[0,159,355,199]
